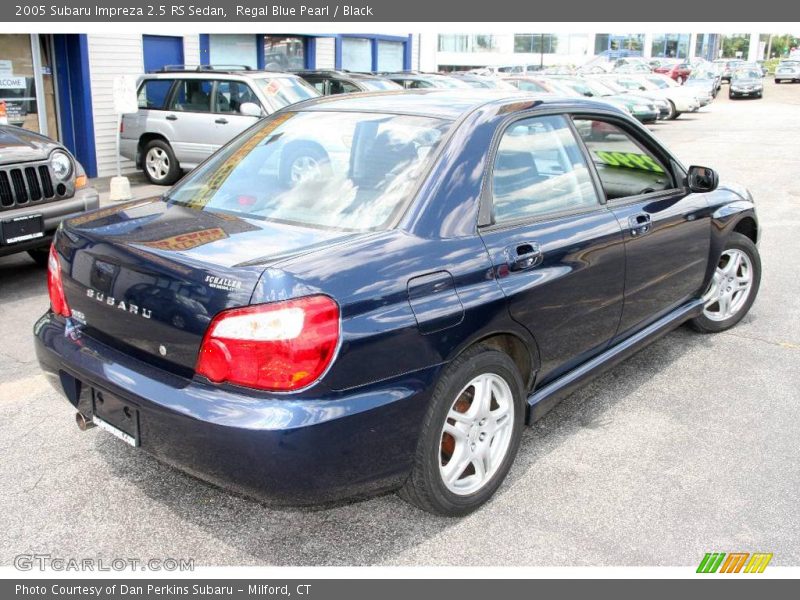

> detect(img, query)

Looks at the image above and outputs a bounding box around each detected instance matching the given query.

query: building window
[595,33,645,55]
[514,34,588,56]
[651,33,690,59]
[437,35,498,53]
[377,40,404,71]
[209,34,258,68]
[263,35,307,70]
[515,34,557,54]
[0,34,40,131]
[341,37,373,72]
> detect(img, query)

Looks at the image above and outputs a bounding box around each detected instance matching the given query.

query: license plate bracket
[92,389,140,447]
[1,213,44,245]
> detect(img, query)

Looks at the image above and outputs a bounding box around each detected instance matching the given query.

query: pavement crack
[720,330,800,350]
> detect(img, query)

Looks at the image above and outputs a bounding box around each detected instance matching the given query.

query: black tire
[27,247,49,267]
[774,79,780,84]
[399,344,526,516]
[279,143,331,187]
[142,139,181,186]
[666,100,678,120]
[690,232,761,334]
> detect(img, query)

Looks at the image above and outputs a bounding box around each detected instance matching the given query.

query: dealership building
[0,33,418,178]
[419,32,765,71]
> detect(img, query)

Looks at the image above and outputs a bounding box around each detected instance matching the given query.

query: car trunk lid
[57,198,361,373]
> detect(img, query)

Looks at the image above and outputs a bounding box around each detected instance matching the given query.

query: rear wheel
[142,139,181,185]
[690,233,761,333]
[676,75,685,85]
[399,345,525,516]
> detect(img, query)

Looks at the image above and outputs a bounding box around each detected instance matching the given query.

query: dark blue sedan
[35,90,761,515]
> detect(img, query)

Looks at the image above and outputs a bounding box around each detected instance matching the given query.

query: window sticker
[594,150,665,173]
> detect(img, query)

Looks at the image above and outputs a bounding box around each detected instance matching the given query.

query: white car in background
[596,74,702,120]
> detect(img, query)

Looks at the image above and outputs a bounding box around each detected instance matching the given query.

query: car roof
[291,88,626,120]
[142,70,297,80]
[294,70,390,81]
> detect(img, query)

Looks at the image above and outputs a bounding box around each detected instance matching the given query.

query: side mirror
[239,102,263,118]
[687,165,719,193]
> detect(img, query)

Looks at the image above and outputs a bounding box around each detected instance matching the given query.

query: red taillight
[196,295,339,392]
[47,244,71,317]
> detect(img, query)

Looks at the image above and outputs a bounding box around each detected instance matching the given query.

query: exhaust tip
[75,412,95,431]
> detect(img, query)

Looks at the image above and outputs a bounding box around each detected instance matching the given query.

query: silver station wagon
[120,66,320,185]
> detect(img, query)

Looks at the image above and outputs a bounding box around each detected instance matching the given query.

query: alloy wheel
[439,373,514,496]
[290,155,321,184]
[702,249,754,321]
[145,147,170,181]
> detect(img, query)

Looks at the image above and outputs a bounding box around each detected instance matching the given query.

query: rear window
[253,77,319,111]
[165,111,451,231]
[137,79,174,109]
[358,79,402,91]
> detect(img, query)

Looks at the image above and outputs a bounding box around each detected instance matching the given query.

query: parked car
[119,66,320,185]
[292,70,401,94]
[729,67,764,99]
[601,75,692,119]
[448,73,518,89]
[593,76,672,119]
[653,60,693,84]
[382,72,473,89]
[774,60,800,83]
[36,90,762,515]
[0,125,98,265]
[685,67,722,98]
[713,59,746,82]
[502,76,560,93]
[553,77,661,122]
[755,60,769,77]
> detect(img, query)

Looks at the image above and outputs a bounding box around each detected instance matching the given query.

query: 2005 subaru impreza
[35,90,761,516]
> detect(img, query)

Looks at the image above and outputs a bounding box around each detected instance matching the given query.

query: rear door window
[137,79,174,110]
[168,79,214,113]
[490,115,599,224]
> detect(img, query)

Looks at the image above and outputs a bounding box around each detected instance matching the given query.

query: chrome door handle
[505,242,543,272]
[629,213,652,236]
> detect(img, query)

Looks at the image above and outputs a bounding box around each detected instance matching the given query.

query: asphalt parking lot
[1,81,799,568]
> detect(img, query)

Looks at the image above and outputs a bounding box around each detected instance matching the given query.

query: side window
[516,80,547,92]
[408,80,433,89]
[168,79,213,113]
[137,80,174,110]
[573,118,673,200]
[491,115,599,224]
[214,81,262,114]
[304,78,328,94]
[329,80,361,95]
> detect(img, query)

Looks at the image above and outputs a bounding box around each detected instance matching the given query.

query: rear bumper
[34,312,436,505]
[0,187,99,257]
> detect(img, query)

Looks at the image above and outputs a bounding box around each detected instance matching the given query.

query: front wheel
[399,345,525,516]
[690,232,761,333]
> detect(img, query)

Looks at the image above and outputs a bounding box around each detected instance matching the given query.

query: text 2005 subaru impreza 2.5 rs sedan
[35,90,761,516]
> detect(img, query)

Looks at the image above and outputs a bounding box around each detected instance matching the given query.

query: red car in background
[654,61,692,84]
